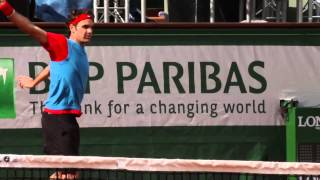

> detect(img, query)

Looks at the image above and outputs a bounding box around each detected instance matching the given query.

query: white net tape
[0,154,320,175]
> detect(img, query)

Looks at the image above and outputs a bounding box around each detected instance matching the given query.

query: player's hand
[17,76,35,89]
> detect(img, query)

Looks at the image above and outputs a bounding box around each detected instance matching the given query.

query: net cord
[0,154,319,175]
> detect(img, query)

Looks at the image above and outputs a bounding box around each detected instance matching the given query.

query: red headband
[68,13,92,25]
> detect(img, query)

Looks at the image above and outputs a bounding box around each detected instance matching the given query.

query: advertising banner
[285,107,320,162]
[0,58,15,119]
[0,45,319,128]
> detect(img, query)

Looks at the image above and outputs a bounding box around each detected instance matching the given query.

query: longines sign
[296,107,320,132]
[297,116,320,130]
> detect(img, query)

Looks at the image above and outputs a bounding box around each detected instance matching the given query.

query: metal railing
[239,0,288,22]
[93,0,214,23]
[93,0,130,23]
[93,0,320,23]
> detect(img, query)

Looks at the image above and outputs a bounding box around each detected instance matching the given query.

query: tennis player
[0,0,94,179]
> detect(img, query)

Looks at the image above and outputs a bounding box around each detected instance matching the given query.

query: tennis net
[0,154,320,179]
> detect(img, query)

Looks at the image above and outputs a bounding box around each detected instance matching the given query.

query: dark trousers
[41,112,80,156]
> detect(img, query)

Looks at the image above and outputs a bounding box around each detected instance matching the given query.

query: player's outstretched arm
[17,66,50,89]
[0,0,47,44]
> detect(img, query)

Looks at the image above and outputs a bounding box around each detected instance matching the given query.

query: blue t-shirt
[43,32,89,116]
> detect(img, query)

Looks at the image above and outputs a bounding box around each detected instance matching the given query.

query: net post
[280,99,298,163]
[281,99,298,180]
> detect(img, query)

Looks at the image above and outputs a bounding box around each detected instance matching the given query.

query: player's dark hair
[66,9,94,35]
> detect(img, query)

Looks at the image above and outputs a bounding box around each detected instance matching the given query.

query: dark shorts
[41,112,80,156]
